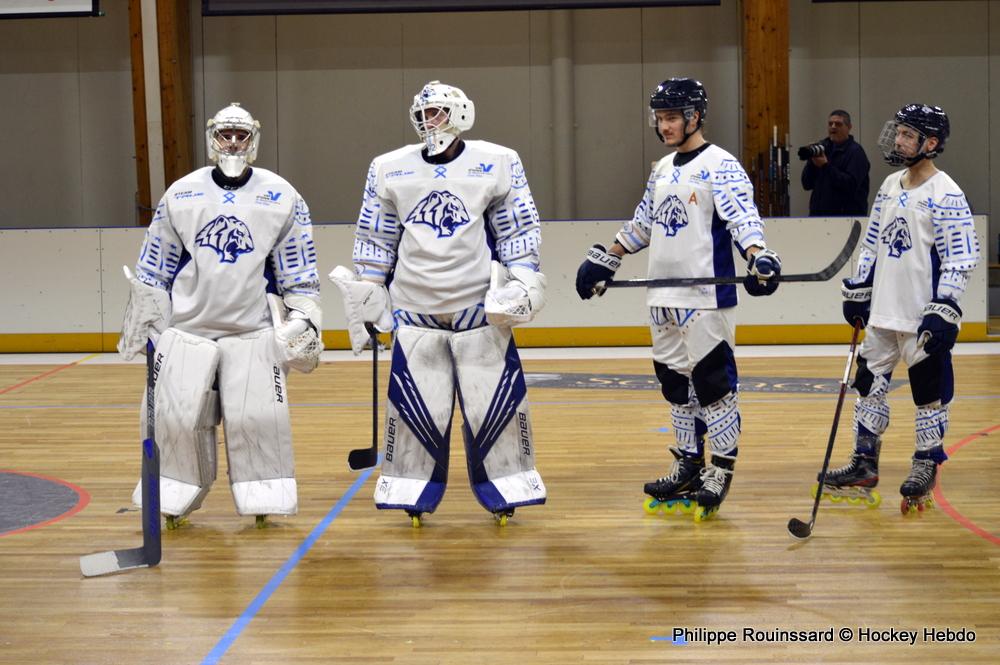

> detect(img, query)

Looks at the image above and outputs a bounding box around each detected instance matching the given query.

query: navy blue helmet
[879,103,949,166]
[649,78,708,142]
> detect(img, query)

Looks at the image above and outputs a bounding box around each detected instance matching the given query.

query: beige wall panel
[527,11,555,220]
[275,14,406,223]
[573,9,643,219]
[0,18,83,228]
[79,5,136,228]
[788,0,863,218]
[641,1,742,182]
[859,1,988,214]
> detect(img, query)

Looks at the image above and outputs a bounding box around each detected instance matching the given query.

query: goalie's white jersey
[353,141,541,314]
[615,143,766,309]
[135,167,320,339]
[858,169,980,333]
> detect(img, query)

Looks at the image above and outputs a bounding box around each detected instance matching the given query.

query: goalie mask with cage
[649,77,708,143]
[410,81,475,156]
[206,103,261,178]
[877,103,949,167]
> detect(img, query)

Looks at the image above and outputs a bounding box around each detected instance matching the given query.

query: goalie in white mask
[330,81,547,526]
[118,103,323,527]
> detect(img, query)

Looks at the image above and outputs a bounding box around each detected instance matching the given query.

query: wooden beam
[156,0,193,186]
[128,0,152,226]
[742,0,789,216]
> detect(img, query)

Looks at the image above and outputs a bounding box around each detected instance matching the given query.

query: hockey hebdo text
[655,626,977,646]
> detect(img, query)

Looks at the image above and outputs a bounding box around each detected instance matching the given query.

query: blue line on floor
[201,462,378,665]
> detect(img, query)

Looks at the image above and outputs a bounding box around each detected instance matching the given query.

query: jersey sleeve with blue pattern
[711,158,766,252]
[269,195,320,298]
[353,160,400,283]
[486,154,541,270]
[931,191,980,302]
[136,197,184,291]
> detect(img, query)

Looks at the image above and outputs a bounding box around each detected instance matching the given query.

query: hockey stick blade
[347,324,380,471]
[786,517,813,540]
[604,219,861,289]
[80,547,154,577]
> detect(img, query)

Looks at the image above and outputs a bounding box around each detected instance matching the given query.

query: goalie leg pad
[451,325,546,512]
[375,325,455,513]
[217,329,297,516]
[132,327,220,517]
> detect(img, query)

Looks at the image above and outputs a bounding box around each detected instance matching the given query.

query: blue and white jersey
[616,143,766,309]
[352,140,541,314]
[135,166,320,339]
[855,169,979,333]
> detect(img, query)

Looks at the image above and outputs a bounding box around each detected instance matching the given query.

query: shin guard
[451,325,546,512]
[374,326,455,513]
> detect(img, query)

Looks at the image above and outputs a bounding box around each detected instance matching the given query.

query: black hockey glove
[841,277,872,328]
[743,248,781,296]
[917,298,962,355]
[576,244,621,299]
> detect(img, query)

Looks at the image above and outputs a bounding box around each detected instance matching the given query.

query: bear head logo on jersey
[881,216,912,258]
[405,191,471,238]
[195,215,255,263]
[653,194,689,237]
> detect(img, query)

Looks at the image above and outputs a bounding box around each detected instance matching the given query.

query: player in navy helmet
[575,77,782,522]
[824,103,980,515]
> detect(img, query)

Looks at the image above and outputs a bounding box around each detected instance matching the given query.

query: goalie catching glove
[268,294,323,373]
[328,266,394,355]
[484,262,547,328]
[118,266,171,360]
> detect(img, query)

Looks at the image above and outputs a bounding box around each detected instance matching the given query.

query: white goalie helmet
[410,81,475,156]
[206,103,260,177]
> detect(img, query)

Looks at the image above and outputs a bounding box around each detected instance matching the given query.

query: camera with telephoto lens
[797,143,825,160]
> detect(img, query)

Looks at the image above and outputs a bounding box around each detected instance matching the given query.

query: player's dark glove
[743,248,781,296]
[576,244,621,300]
[841,277,872,329]
[917,298,962,354]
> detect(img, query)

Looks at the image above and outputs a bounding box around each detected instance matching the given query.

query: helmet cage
[206,103,260,177]
[409,81,475,155]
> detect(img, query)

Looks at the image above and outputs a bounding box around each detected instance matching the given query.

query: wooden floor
[1,350,998,664]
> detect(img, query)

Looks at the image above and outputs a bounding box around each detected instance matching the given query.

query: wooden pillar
[156,0,193,186]
[128,0,152,226]
[742,0,789,217]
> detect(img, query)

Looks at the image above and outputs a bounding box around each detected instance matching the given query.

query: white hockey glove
[118,266,171,361]
[268,294,323,373]
[328,265,394,355]
[485,262,547,328]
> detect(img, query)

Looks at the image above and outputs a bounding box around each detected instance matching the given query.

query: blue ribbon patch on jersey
[406,190,471,238]
[881,216,912,258]
[653,194,690,237]
[195,214,255,263]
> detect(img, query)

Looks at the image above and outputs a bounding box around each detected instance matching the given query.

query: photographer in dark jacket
[801,110,870,216]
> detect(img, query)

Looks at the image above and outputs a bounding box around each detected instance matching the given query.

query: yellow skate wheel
[496,513,509,526]
[679,499,695,515]
[866,491,882,508]
[847,496,862,505]
[165,515,187,530]
[643,497,660,515]
[693,505,716,523]
[410,514,422,528]
[255,515,268,529]
[829,494,845,504]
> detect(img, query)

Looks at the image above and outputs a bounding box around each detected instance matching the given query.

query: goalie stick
[787,320,863,540]
[80,340,162,576]
[601,219,861,290]
[347,324,380,471]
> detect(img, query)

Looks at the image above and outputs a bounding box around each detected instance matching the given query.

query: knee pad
[451,325,546,512]
[376,325,455,513]
[909,354,954,407]
[692,342,738,407]
[654,361,690,405]
[851,355,878,397]
[133,327,220,516]
[218,329,297,515]
[702,392,740,455]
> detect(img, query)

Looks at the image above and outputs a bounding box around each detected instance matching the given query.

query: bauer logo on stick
[195,215,255,263]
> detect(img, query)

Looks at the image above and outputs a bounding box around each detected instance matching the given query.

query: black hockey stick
[347,324,380,470]
[787,320,863,540]
[80,340,162,576]
[602,219,861,290]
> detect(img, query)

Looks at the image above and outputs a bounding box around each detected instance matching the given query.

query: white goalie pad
[328,265,394,355]
[118,266,172,361]
[374,325,455,513]
[132,327,220,517]
[485,262,546,328]
[450,325,546,511]
[217,328,297,515]
[268,294,322,374]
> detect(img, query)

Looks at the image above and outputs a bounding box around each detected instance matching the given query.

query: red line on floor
[933,424,1000,546]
